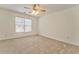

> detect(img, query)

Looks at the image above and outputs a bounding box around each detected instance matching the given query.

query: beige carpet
[0,35,79,54]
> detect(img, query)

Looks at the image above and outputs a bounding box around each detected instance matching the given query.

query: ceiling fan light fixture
[31,10,39,15]
[34,11,39,15]
[24,4,46,16]
[31,10,35,14]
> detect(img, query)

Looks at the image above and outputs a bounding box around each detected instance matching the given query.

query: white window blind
[25,19,32,32]
[15,17,32,32]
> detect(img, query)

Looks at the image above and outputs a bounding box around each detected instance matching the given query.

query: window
[16,17,24,32]
[15,17,32,32]
[25,19,32,32]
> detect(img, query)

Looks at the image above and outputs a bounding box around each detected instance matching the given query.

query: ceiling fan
[24,4,46,15]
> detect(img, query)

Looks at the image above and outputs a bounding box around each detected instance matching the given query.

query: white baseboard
[39,34,79,47]
[0,33,38,40]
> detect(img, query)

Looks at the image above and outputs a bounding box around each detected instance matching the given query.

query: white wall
[39,6,79,46]
[1,5,79,46]
[0,8,38,40]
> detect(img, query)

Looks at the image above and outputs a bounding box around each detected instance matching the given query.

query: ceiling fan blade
[41,10,46,12]
[24,7,31,9]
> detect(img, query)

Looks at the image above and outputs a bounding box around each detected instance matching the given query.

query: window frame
[15,16,32,33]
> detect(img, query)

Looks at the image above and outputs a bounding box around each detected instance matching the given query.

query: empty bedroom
[0,4,79,54]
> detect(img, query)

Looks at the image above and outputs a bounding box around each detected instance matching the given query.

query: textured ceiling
[0,4,78,17]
